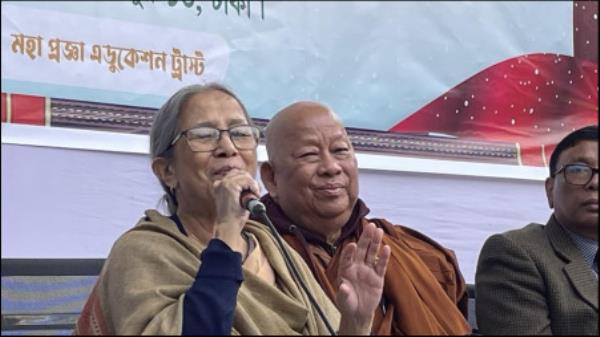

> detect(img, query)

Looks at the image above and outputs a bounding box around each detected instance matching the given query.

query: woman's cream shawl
[74,209,340,335]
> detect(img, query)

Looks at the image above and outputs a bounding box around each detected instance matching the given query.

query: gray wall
[1,143,551,283]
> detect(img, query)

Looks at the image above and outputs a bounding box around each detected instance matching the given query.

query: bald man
[255,102,471,335]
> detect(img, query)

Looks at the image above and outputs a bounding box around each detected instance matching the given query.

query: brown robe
[258,195,471,335]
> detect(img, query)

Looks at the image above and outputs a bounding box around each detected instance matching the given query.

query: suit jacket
[475,215,598,335]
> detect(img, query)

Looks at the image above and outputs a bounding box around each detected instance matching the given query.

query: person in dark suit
[475,125,598,335]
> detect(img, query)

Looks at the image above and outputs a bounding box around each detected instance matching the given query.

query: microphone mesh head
[247,199,266,215]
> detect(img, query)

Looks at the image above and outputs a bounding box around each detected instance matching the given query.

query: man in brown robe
[256,102,471,335]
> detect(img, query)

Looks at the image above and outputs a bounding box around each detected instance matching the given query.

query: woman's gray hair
[149,83,253,214]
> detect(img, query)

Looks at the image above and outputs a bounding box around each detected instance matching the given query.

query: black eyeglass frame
[552,163,599,186]
[169,124,261,153]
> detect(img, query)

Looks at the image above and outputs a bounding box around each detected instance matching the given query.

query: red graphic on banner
[1,93,6,122]
[10,94,46,126]
[391,1,598,167]
[390,54,598,166]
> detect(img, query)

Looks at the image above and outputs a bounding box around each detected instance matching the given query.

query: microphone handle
[239,190,336,334]
[252,207,337,336]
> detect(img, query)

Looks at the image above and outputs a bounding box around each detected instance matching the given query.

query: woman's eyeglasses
[170,125,260,152]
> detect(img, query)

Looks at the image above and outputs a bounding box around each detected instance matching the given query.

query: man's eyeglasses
[170,125,260,152]
[552,163,599,186]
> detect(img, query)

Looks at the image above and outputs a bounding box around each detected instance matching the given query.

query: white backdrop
[1,140,551,284]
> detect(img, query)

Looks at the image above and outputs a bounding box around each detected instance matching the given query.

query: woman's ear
[260,161,277,199]
[152,157,177,189]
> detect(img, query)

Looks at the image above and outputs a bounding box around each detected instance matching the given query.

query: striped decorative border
[2,93,519,164]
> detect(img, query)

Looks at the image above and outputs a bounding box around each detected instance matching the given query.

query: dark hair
[549,125,598,176]
[149,83,253,214]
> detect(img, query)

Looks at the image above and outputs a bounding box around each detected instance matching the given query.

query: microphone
[239,190,266,216]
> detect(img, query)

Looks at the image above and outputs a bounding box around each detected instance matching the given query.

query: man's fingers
[338,242,356,270]
[375,244,391,276]
[356,222,375,263]
[336,281,351,308]
[365,227,383,267]
[356,223,372,257]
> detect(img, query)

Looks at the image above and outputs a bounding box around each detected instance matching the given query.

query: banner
[1,1,597,166]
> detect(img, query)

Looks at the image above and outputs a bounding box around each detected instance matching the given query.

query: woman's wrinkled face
[171,90,257,212]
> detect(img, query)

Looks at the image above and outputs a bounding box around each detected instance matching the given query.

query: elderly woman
[74,83,390,335]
